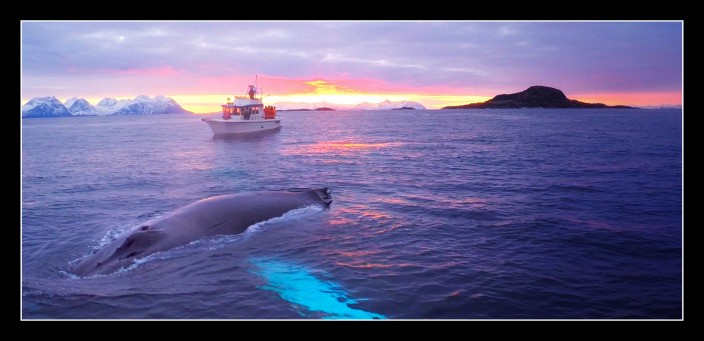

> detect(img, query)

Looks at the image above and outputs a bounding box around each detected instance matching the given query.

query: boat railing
[202,113,222,121]
[202,109,275,121]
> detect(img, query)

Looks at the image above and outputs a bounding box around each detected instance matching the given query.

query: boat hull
[202,118,282,135]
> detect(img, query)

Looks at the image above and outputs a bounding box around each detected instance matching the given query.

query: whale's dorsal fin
[309,187,332,207]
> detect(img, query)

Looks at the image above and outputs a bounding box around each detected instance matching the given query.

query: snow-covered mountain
[95,95,191,115]
[271,99,426,111]
[22,97,72,118]
[22,95,191,118]
[354,100,426,110]
[64,97,97,116]
[94,98,121,115]
[271,101,344,111]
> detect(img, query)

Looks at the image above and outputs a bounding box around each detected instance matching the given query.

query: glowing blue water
[251,258,386,319]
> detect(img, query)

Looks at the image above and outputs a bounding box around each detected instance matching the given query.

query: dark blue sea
[21,109,682,319]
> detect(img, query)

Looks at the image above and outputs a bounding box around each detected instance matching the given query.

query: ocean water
[21,109,682,319]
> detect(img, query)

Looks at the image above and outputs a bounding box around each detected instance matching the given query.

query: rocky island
[443,86,633,109]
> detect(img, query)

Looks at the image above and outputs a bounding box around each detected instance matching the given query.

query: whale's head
[72,225,166,277]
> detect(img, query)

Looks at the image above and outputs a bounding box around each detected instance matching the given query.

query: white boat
[201,83,281,135]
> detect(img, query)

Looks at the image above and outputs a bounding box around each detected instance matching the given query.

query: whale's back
[71,188,332,277]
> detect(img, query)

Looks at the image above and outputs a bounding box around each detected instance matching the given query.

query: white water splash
[247,204,324,233]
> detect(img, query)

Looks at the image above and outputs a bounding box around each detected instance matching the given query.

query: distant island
[443,86,634,109]
[392,107,416,110]
[278,107,336,112]
[21,95,192,118]
[272,100,426,111]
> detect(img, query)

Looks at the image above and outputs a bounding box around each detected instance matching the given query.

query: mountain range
[22,95,191,118]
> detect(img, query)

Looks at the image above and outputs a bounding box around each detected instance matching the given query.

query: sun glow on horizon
[170,80,494,112]
[263,79,494,111]
[266,79,411,106]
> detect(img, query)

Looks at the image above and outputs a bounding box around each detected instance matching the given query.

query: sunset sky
[21,21,682,112]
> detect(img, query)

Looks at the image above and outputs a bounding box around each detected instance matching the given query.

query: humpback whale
[72,188,332,276]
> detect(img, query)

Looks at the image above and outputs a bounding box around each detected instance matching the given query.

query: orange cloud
[304,80,358,94]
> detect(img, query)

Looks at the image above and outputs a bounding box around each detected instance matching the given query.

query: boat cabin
[220,84,275,120]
